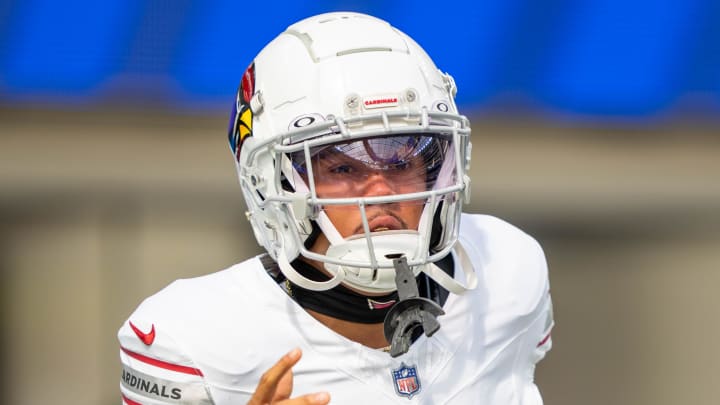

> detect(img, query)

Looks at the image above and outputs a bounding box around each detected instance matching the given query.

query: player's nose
[361,171,396,197]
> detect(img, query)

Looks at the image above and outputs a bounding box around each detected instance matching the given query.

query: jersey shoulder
[118,256,270,403]
[121,260,252,340]
[119,318,213,404]
[455,214,554,397]
[458,213,550,317]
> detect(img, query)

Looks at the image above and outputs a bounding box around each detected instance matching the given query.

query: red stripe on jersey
[121,346,204,376]
[537,331,552,347]
[122,393,142,405]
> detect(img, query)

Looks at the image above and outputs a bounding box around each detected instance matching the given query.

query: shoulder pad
[118,317,213,404]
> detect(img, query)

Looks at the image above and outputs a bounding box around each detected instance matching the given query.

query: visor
[289,134,452,199]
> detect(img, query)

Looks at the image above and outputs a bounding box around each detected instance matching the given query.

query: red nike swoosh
[129,321,156,346]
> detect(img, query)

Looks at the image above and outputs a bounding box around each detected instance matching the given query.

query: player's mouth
[362,214,406,234]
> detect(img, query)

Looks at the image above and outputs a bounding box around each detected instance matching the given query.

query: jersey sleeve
[118,313,215,404]
[532,293,554,364]
[515,237,554,405]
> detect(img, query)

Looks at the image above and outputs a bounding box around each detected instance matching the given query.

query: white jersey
[118,214,553,404]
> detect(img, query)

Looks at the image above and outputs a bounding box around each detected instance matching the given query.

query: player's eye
[329,164,354,174]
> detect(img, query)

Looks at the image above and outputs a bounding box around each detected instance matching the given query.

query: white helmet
[228,12,475,295]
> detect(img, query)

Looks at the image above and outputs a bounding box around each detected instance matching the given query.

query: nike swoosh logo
[129,321,156,346]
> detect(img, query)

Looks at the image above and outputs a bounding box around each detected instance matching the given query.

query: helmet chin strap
[425,241,477,294]
[277,232,345,291]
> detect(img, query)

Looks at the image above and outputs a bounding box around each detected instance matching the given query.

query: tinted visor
[290,134,452,199]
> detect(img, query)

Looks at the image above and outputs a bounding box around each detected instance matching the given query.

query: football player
[119,12,553,405]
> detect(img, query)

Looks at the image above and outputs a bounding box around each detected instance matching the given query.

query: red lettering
[364,98,398,106]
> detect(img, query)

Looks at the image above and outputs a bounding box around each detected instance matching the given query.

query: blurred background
[1,0,719,404]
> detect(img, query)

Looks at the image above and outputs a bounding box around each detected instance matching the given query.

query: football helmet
[228,12,475,295]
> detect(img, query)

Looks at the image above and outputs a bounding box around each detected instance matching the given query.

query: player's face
[296,136,430,254]
[314,149,426,237]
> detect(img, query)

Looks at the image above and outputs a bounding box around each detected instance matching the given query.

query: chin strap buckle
[383,255,445,357]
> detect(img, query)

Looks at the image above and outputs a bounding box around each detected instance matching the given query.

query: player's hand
[246,348,330,405]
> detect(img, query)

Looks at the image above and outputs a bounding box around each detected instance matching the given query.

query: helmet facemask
[244,109,471,294]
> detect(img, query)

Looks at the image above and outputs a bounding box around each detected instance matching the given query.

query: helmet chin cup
[276,244,346,291]
[324,231,425,294]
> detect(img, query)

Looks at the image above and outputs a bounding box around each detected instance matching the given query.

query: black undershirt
[262,254,455,324]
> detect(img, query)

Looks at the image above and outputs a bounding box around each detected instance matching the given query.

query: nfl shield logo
[391,362,421,399]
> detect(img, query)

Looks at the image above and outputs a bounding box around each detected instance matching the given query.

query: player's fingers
[271,365,294,401]
[278,392,330,405]
[247,348,302,404]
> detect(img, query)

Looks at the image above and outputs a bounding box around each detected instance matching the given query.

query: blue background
[1,0,719,119]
